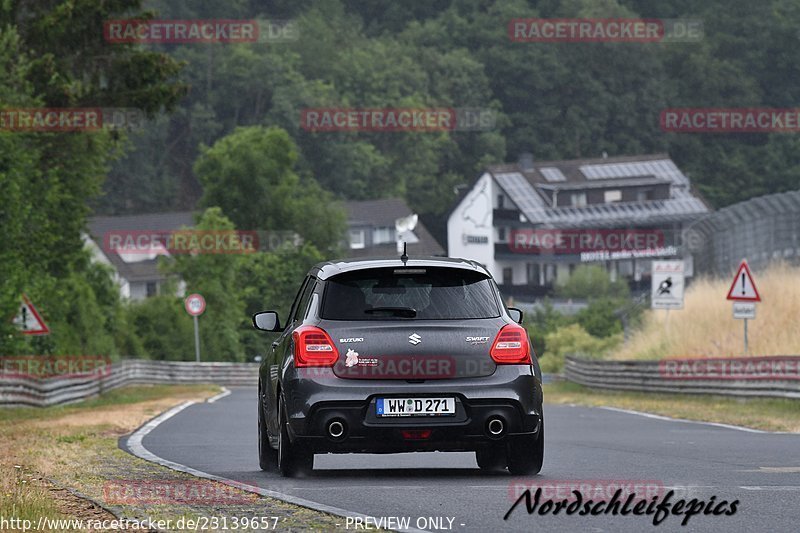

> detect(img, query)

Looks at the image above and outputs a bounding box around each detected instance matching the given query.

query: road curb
[121,397,429,533]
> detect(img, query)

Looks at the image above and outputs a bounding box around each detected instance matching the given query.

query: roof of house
[345,198,418,227]
[487,153,710,228]
[343,198,445,257]
[86,211,195,283]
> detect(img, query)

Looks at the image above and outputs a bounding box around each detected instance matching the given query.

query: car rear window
[321,267,500,320]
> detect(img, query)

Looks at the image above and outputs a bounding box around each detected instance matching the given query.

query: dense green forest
[3,0,800,360]
[101,0,800,219]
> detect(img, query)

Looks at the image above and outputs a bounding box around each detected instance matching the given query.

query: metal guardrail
[564,356,800,399]
[0,359,259,407]
[6,355,798,406]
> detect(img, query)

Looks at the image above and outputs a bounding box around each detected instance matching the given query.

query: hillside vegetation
[610,263,800,360]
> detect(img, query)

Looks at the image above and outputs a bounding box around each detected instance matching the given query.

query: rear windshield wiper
[364,306,417,318]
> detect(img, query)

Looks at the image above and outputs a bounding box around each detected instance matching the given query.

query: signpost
[184,293,206,362]
[12,295,50,335]
[651,260,685,334]
[651,260,685,309]
[726,260,760,355]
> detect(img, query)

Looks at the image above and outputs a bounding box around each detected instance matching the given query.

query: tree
[195,126,346,253]
[237,243,325,358]
[0,0,186,355]
[163,208,244,361]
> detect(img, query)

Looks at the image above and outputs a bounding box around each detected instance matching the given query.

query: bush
[525,299,574,358]
[539,324,623,373]
[556,265,630,300]
[575,299,624,338]
[125,296,195,360]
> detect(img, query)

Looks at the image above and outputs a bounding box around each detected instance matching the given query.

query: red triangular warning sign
[726,260,761,302]
[12,294,50,335]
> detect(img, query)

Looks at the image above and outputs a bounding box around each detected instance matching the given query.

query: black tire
[476,447,507,471]
[277,398,313,477]
[258,390,278,471]
[506,421,544,475]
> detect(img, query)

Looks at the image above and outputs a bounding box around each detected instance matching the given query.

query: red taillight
[490,324,531,364]
[401,429,432,440]
[292,326,339,367]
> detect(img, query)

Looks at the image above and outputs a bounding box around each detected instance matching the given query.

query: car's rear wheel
[506,421,544,475]
[277,398,313,477]
[258,387,278,471]
[476,446,507,471]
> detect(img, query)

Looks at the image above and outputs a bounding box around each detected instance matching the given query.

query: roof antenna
[400,241,408,265]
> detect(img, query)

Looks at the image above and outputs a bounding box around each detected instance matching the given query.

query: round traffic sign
[184,293,206,316]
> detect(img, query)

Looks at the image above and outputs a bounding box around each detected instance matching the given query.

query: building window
[571,192,587,207]
[497,194,505,208]
[637,189,654,202]
[604,189,622,203]
[373,226,394,245]
[497,227,508,242]
[618,260,634,277]
[526,263,540,286]
[502,267,513,285]
[349,229,365,249]
[146,282,157,297]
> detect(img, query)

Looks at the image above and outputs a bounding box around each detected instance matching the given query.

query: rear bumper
[282,365,543,453]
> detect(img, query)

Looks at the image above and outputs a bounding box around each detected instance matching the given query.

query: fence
[564,356,800,399]
[6,356,799,406]
[689,189,800,276]
[0,360,259,407]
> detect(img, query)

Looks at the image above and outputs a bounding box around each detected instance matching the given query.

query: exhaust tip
[487,417,505,437]
[328,420,346,439]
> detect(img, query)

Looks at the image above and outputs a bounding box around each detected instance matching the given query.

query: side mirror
[253,311,281,332]
[508,307,523,324]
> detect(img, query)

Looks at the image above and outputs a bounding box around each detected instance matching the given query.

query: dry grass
[612,262,800,360]
[0,384,343,531]
[544,381,800,432]
[0,385,219,531]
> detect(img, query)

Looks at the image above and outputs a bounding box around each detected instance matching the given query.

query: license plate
[376,397,455,417]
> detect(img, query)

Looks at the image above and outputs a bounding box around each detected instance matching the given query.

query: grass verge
[0,384,343,531]
[543,380,800,432]
[611,262,800,360]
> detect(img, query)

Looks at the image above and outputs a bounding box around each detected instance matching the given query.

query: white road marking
[741,466,800,473]
[595,406,799,434]
[207,387,231,403]
[125,401,430,533]
[740,486,800,491]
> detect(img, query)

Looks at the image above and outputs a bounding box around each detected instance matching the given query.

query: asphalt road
[132,387,800,532]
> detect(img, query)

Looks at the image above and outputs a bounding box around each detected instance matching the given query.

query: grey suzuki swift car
[253,256,544,477]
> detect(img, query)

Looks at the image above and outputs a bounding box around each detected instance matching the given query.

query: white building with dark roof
[447,153,710,300]
[344,198,445,258]
[85,211,195,300]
